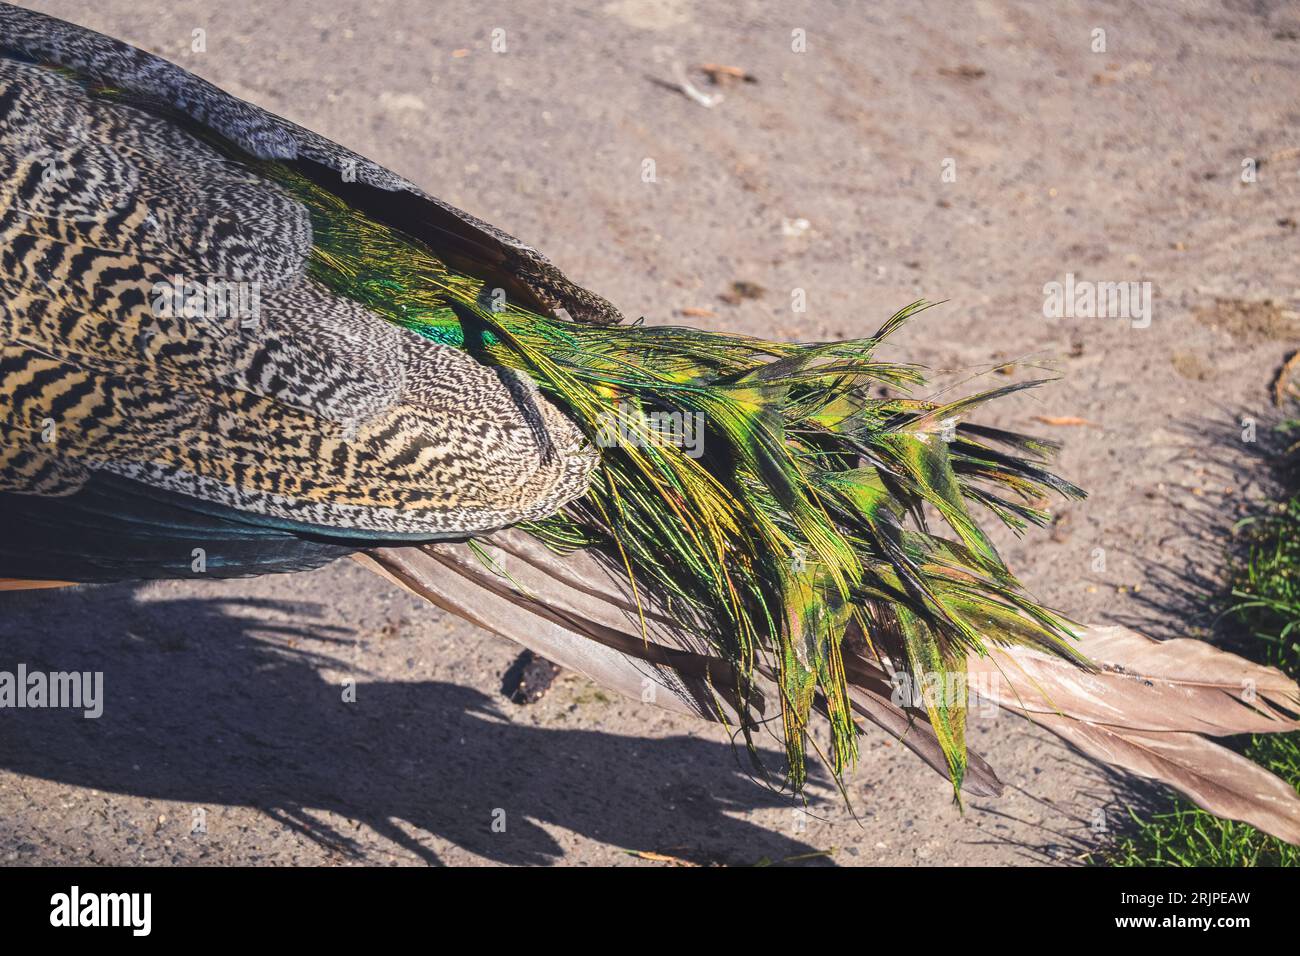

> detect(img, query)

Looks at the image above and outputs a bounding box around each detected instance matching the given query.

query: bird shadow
[966,740,1171,866]
[0,585,829,866]
[1110,405,1292,647]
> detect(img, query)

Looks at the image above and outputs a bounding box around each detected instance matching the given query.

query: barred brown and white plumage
[1,4,1298,846]
[0,25,596,544]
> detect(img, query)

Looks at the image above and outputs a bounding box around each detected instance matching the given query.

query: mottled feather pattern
[0,54,596,535]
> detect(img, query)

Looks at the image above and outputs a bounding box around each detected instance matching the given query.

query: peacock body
[1,5,1298,839]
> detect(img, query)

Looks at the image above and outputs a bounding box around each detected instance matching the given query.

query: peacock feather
[264,165,1088,792]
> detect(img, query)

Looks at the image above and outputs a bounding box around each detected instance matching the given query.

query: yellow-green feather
[264,164,1086,795]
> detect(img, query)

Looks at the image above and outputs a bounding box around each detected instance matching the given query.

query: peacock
[1,5,1298,845]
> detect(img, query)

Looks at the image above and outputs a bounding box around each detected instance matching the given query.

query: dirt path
[3,0,1298,865]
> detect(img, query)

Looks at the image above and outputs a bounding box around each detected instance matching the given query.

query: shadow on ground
[1109,406,1292,646]
[0,586,827,865]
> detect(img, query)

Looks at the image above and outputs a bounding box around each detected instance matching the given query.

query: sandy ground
[2,0,1299,866]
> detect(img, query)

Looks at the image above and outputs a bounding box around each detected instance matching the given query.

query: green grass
[1106,489,1300,866]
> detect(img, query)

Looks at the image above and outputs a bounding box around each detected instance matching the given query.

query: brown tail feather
[968,627,1300,844]
[360,541,1300,842]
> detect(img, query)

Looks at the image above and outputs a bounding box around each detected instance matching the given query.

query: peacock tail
[264,164,1087,792]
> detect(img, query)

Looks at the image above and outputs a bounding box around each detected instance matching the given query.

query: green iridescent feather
[266,164,1087,794]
